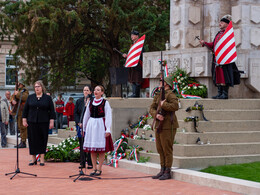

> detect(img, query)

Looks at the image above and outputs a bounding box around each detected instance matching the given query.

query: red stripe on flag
[225,51,237,64]
[217,42,236,64]
[215,32,234,55]
[125,44,143,65]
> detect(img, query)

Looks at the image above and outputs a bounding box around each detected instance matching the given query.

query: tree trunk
[110,52,122,97]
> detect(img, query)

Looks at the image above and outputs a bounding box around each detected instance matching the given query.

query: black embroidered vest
[89,99,106,118]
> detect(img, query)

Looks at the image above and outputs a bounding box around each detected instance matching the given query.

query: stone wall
[143,0,260,98]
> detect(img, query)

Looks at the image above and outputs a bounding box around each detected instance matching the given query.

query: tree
[0,0,170,96]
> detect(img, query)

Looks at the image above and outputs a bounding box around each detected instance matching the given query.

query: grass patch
[200,162,260,183]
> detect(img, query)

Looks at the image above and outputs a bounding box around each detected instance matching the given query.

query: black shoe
[40,163,45,166]
[152,167,165,179]
[90,170,97,176]
[29,160,37,166]
[94,170,102,176]
[87,165,93,169]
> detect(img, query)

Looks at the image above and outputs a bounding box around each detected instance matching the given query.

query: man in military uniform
[13,80,29,148]
[199,15,240,99]
[149,76,179,180]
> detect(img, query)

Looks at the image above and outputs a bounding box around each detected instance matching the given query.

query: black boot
[152,167,165,179]
[15,141,26,148]
[218,86,229,99]
[159,167,172,180]
[212,86,222,99]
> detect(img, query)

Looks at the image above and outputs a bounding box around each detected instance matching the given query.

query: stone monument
[143,0,260,98]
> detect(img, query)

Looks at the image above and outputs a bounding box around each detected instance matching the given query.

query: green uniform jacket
[15,86,29,116]
[149,89,179,130]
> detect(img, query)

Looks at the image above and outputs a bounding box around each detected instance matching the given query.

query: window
[5,56,18,87]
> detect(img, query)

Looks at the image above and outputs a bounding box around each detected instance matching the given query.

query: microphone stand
[69,96,101,182]
[5,89,37,180]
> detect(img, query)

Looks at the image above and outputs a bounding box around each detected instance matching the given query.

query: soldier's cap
[220,14,232,24]
[163,76,173,88]
[131,30,139,36]
[18,79,25,86]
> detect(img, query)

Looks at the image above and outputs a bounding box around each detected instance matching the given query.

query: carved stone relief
[232,5,241,24]
[172,6,181,25]
[194,56,205,76]
[171,30,181,48]
[250,6,260,24]
[236,54,247,78]
[188,29,201,47]
[143,59,151,78]
[188,6,201,25]
[151,57,161,78]
[247,58,260,92]
[234,29,241,47]
[250,28,260,47]
[182,57,192,75]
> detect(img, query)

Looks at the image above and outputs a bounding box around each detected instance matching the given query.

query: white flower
[63,145,66,148]
[143,124,151,130]
[194,86,197,89]
[59,143,62,146]
[177,76,180,79]
[178,80,181,83]
[57,148,59,150]
[70,142,73,145]
[181,77,184,81]
[188,87,191,89]
[199,86,204,88]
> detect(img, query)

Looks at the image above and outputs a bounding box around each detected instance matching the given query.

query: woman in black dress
[22,80,56,166]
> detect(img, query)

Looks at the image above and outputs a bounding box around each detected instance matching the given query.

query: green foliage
[170,68,208,98]
[0,0,170,95]
[137,156,150,163]
[45,137,80,162]
[200,162,260,183]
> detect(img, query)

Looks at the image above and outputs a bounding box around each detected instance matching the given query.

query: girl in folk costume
[82,85,113,176]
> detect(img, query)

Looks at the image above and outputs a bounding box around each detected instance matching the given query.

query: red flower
[195,83,200,87]
[180,74,182,76]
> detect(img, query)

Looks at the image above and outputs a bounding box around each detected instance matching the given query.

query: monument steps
[123,99,260,170]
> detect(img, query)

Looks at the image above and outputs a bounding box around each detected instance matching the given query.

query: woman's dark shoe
[40,163,45,166]
[90,169,97,176]
[87,165,93,169]
[29,160,37,166]
[94,170,102,176]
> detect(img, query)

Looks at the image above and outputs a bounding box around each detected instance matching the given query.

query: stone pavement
[0,148,240,195]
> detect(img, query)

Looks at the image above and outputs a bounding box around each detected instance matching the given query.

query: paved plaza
[0,147,240,195]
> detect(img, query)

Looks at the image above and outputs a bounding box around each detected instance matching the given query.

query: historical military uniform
[203,15,240,99]
[149,76,179,180]
[15,83,29,148]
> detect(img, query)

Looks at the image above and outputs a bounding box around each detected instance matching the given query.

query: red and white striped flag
[214,21,237,65]
[124,35,145,68]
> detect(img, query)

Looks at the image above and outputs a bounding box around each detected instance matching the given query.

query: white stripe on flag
[125,56,140,67]
[219,47,237,64]
[126,47,142,63]
[216,38,235,61]
[127,40,144,55]
[214,29,233,52]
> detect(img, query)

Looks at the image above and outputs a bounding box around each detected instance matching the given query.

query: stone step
[128,139,157,152]
[176,109,260,121]
[178,120,260,132]
[173,154,260,169]
[48,135,65,145]
[136,150,260,170]
[175,131,260,144]
[173,143,260,157]
[57,129,77,138]
[178,99,260,110]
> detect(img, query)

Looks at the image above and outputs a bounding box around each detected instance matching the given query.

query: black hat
[220,15,232,24]
[131,30,139,36]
